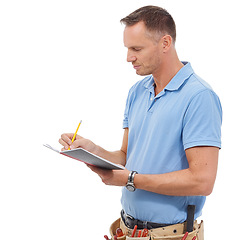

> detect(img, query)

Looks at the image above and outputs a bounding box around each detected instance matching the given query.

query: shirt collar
[144,62,194,92]
[165,62,194,91]
[144,76,155,91]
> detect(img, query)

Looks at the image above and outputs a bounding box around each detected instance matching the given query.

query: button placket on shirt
[147,92,156,112]
[147,89,167,112]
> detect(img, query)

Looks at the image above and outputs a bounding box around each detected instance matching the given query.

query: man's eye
[133,48,141,51]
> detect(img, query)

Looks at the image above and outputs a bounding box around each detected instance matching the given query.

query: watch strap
[128,171,138,185]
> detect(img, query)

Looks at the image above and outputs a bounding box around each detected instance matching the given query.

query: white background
[0,0,251,239]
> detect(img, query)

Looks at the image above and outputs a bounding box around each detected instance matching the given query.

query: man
[59,6,222,239]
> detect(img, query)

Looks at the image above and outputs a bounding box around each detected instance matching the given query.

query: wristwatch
[126,171,138,192]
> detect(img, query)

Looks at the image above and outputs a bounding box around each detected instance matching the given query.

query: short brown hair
[120,5,176,43]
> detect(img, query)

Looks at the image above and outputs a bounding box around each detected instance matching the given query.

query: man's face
[123,21,162,76]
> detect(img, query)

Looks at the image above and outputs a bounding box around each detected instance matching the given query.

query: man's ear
[161,35,173,52]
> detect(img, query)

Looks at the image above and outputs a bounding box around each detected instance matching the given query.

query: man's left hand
[86,164,130,187]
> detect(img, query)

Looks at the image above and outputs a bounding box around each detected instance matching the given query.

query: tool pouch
[150,220,204,240]
[110,218,204,240]
[151,231,196,240]
[110,218,126,240]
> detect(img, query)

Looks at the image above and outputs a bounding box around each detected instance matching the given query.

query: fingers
[70,138,82,149]
[86,165,129,186]
[59,133,74,150]
[87,164,105,174]
[59,132,97,155]
[59,133,93,151]
[86,165,112,183]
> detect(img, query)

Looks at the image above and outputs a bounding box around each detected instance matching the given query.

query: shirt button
[150,98,153,101]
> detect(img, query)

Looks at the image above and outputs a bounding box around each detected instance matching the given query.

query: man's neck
[153,56,184,96]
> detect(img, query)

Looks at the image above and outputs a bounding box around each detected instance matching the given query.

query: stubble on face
[134,52,161,76]
[124,22,163,76]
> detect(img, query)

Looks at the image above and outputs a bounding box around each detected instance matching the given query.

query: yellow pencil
[68,120,82,150]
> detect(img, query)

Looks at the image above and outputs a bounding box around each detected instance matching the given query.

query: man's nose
[127,51,137,62]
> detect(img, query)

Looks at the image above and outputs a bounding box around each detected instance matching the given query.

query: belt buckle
[123,211,135,229]
[125,213,134,221]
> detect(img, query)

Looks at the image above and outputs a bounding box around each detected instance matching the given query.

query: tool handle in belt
[186,205,195,232]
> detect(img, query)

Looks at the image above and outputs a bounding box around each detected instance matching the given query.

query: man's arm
[133,146,219,196]
[87,140,219,196]
[60,129,219,196]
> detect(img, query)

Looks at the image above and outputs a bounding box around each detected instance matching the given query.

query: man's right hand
[59,133,97,154]
[59,128,128,167]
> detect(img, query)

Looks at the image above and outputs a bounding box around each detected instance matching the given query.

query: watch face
[126,184,135,192]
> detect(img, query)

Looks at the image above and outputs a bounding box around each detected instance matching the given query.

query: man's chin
[135,68,151,76]
[136,71,151,76]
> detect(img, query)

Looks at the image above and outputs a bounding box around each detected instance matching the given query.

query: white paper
[43,144,124,170]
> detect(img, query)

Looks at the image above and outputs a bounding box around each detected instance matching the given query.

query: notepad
[43,144,124,170]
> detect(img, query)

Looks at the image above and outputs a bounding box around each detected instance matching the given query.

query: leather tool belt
[110,211,204,240]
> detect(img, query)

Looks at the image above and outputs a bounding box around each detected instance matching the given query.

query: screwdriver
[181,232,188,240]
[131,225,137,237]
[142,228,148,237]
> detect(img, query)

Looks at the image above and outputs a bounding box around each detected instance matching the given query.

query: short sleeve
[123,86,135,129]
[182,89,222,150]
[123,97,129,129]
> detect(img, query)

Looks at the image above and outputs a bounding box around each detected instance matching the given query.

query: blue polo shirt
[121,62,222,224]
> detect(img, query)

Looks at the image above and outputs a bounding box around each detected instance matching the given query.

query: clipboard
[43,144,124,170]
